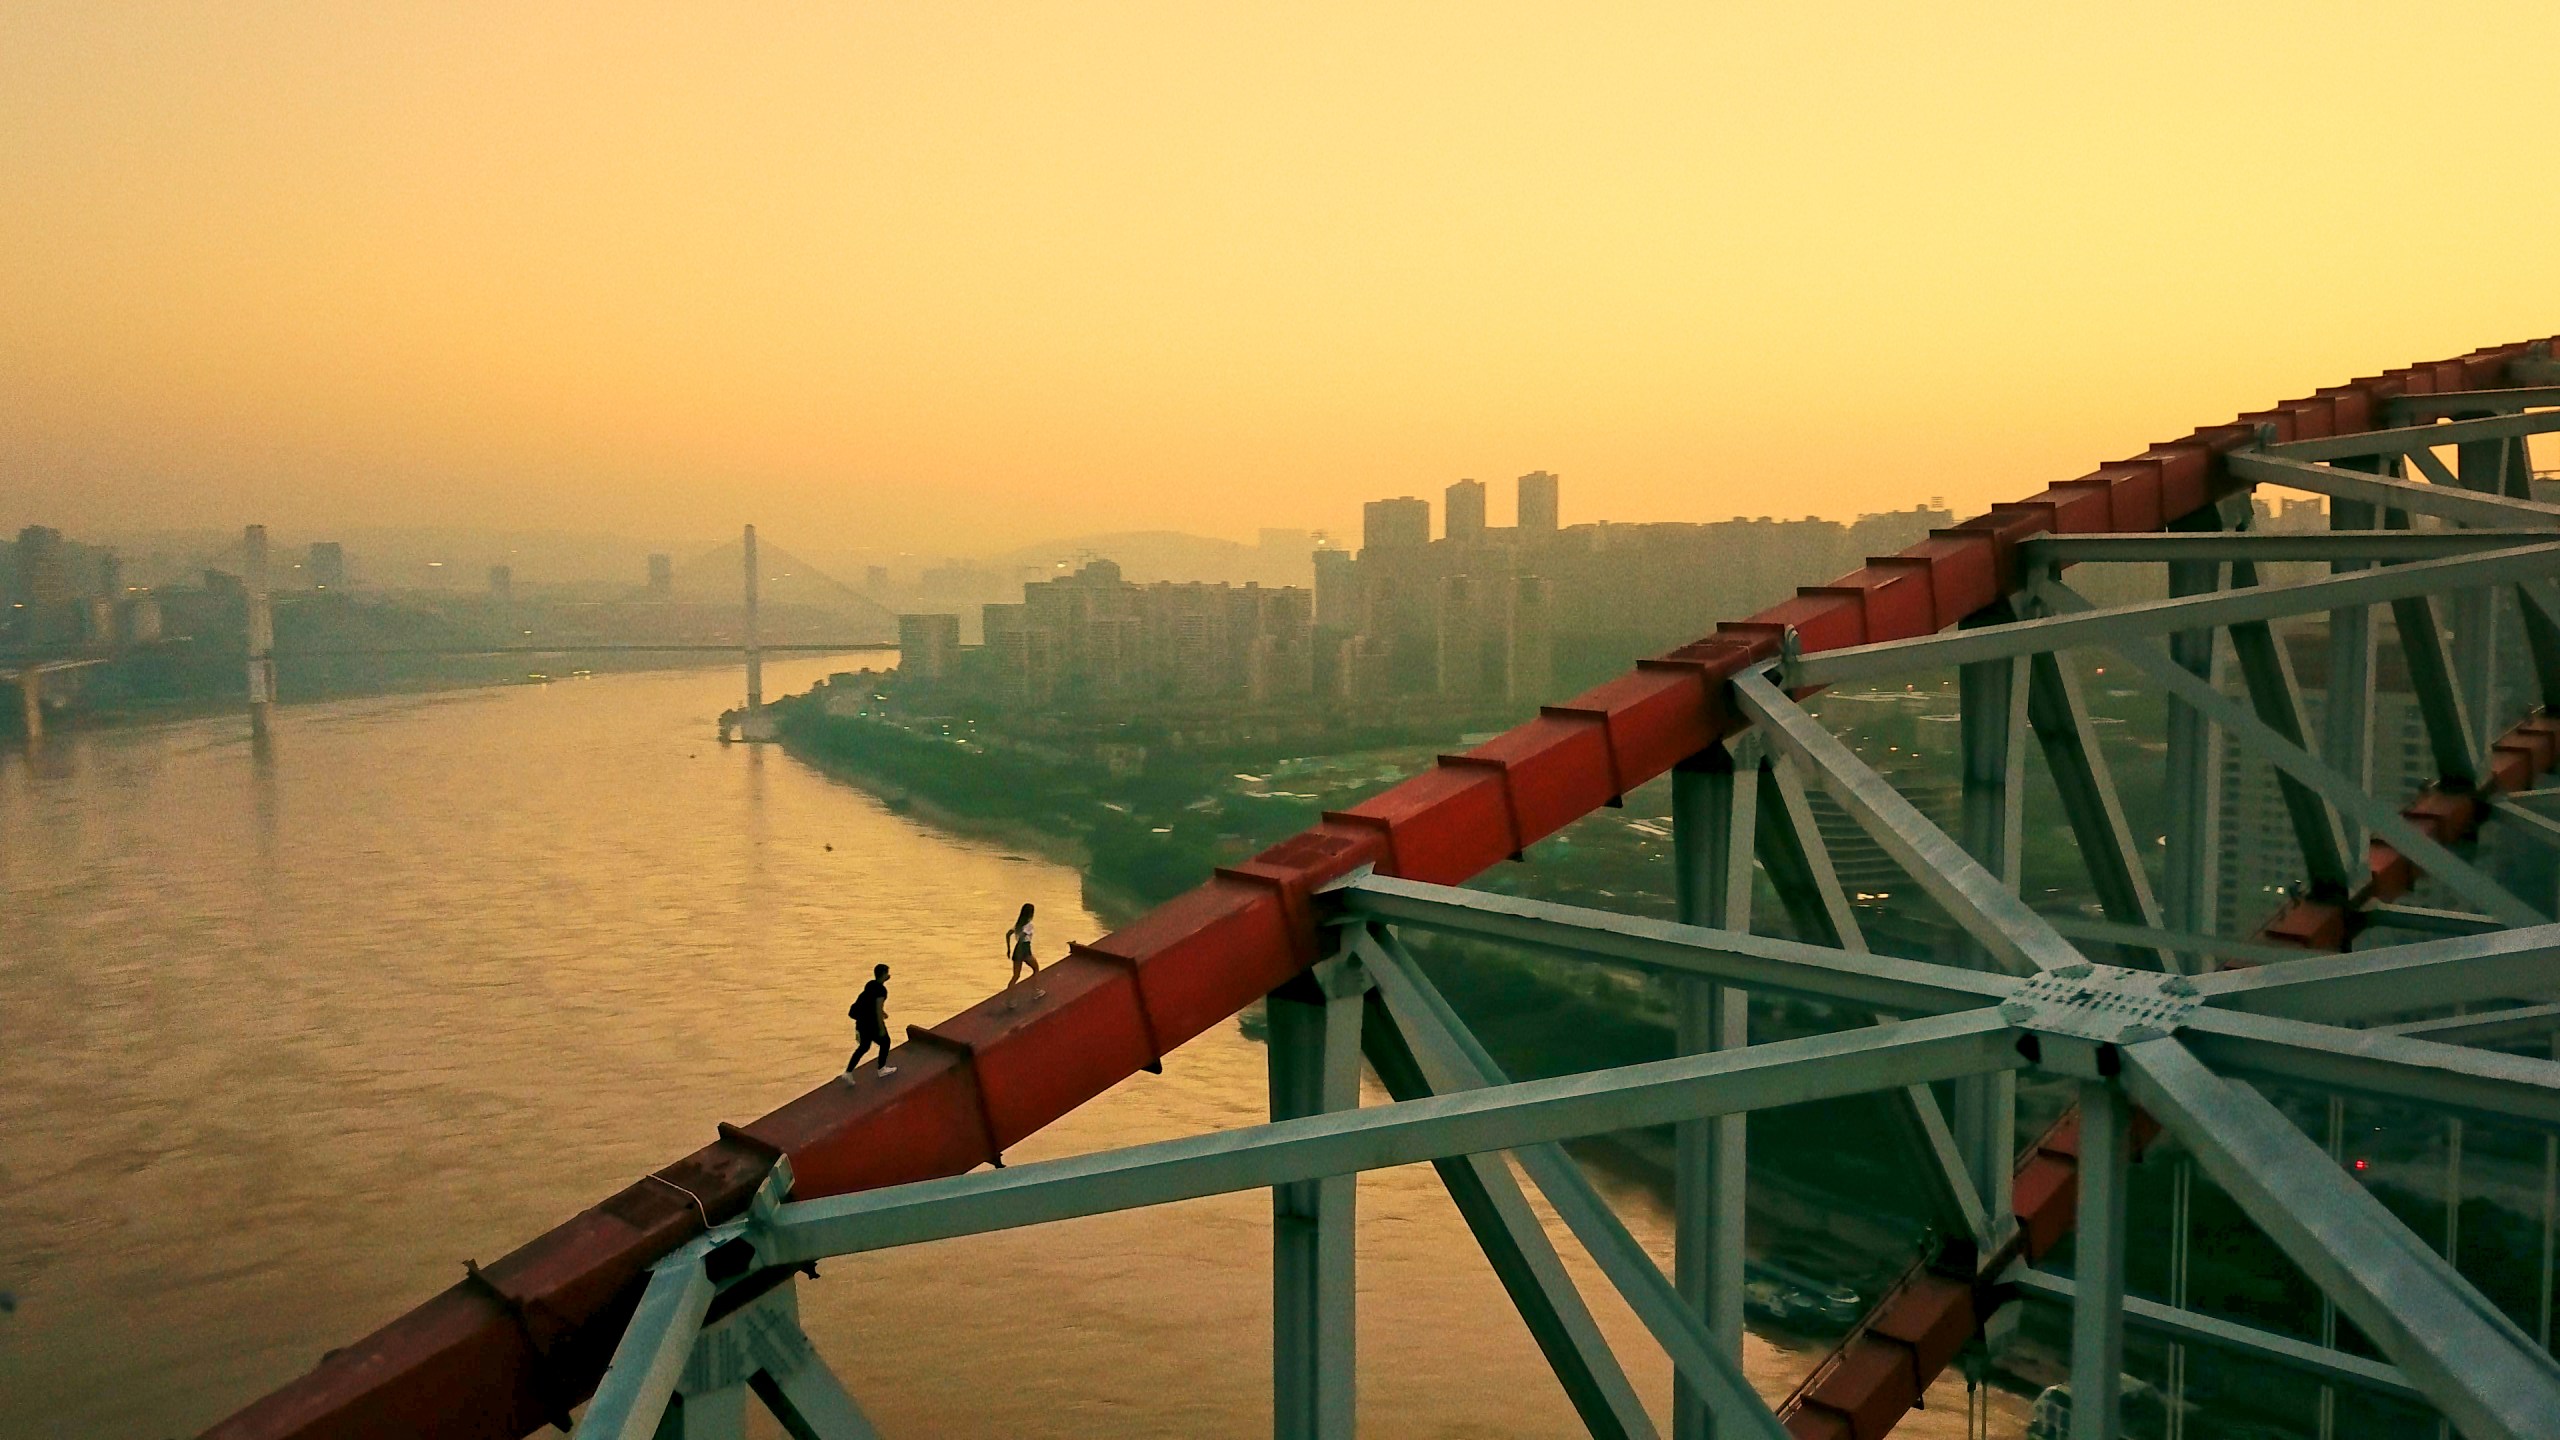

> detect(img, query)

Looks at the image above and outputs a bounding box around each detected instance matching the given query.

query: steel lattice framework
[204,342,2560,1440]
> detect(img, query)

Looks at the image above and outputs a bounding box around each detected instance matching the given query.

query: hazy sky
[3,3,2555,556]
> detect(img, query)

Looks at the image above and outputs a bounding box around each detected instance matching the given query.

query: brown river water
[0,661,2021,1437]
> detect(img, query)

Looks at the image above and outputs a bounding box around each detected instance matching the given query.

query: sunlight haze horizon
[4,2,2556,554]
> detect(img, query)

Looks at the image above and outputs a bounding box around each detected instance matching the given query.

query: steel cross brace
[2262,407,2560,462]
[2228,451,2560,531]
[2199,923,2560,1022]
[756,1011,2028,1264]
[2123,1039,2560,1440]
[1355,929,1785,1440]
[1731,669,2084,976]
[2223,553,2355,894]
[2031,580,2546,925]
[2025,529,2560,563]
[2007,1269,2425,1406]
[2022,647,2175,971]
[2388,387,2560,419]
[1350,945,1660,1439]
[1332,874,2016,1017]
[1743,756,1996,1253]
[574,1164,884,1440]
[1789,535,2560,688]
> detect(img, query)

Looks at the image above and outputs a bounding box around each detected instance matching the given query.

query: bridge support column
[2454,434,2515,753]
[1672,744,1754,1440]
[1269,949,1366,1440]
[1955,648,2024,1265]
[245,524,276,739]
[2069,1079,2131,1440]
[15,668,39,742]
[2160,510,2228,942]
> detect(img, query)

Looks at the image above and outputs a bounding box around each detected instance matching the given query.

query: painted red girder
[201,341,2557,1439]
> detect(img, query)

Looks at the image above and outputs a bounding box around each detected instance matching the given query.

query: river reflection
[0,664,2020,1437]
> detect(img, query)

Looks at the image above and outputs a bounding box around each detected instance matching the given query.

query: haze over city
[11,8,2560,1440]
[7,3,2556,554]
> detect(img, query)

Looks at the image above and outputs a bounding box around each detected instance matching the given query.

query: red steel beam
[201,340,2557,1439]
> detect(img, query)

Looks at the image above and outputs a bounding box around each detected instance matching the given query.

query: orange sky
[2,2,2555,555]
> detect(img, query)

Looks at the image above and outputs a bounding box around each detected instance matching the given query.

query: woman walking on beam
[1004,901,1045,1007]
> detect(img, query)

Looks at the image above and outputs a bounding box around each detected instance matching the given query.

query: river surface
[0,663,2021,1437]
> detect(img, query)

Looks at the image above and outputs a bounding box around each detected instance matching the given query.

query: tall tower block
[1517,471,1559,533]
[1445,479,1487,542]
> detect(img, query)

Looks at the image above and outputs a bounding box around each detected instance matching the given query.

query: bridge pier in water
[244,523,276,740]
[15,667,41,741]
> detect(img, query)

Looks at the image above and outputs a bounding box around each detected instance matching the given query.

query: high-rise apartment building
[1444,479,1487,542]
[898,613,961,683]
[488,565,514,601]
[1327,491,1950,704]
[1362,497,1432,552]
[646,554,674,598]
[13,526,72,606]
[1507,575,1554,702]
[976,559,1312,707]
[307,542,347,590]
[1517,471,1560,533]
[1312,546,1357,631]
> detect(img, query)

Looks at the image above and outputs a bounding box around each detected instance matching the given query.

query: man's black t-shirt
[851,978,889,1033]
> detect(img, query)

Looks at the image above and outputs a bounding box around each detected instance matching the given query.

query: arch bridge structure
[207,340,2560,1440]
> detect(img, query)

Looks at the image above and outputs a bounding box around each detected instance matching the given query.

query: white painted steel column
[245,523,276,739]
[1955,652,2025,1230]
[2165,1155,2192,1440]
[2319,1094,2344,1440]
[2545,1033,2558,1357]
[1270,954,1365,1440]
[2161,540,2224,944]
[1672,746,1754,1440]
[2456,436,2510,752]
[2070,1080,2131,1440]
[2325,486,2381,862]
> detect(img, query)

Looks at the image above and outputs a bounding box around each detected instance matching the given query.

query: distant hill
[984,530,1316,588]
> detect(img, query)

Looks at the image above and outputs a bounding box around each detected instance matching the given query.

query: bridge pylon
[244,523,276,739]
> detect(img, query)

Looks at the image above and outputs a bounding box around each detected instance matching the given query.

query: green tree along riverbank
[773,683,2483,1435]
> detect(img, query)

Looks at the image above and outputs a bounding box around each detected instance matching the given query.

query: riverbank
[768,724,1162,928]
[7,651,765,743]
[769,691,1957,1309]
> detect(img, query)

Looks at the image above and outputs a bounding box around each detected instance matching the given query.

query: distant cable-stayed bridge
[7,524,889,743]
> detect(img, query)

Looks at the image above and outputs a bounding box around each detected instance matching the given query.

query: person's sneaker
[1032,989,1048,1000]
[839,1072,859,1086]
[877,1065,898,1076]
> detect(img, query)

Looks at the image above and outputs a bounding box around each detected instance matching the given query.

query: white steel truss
[565,435,2560,1440]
